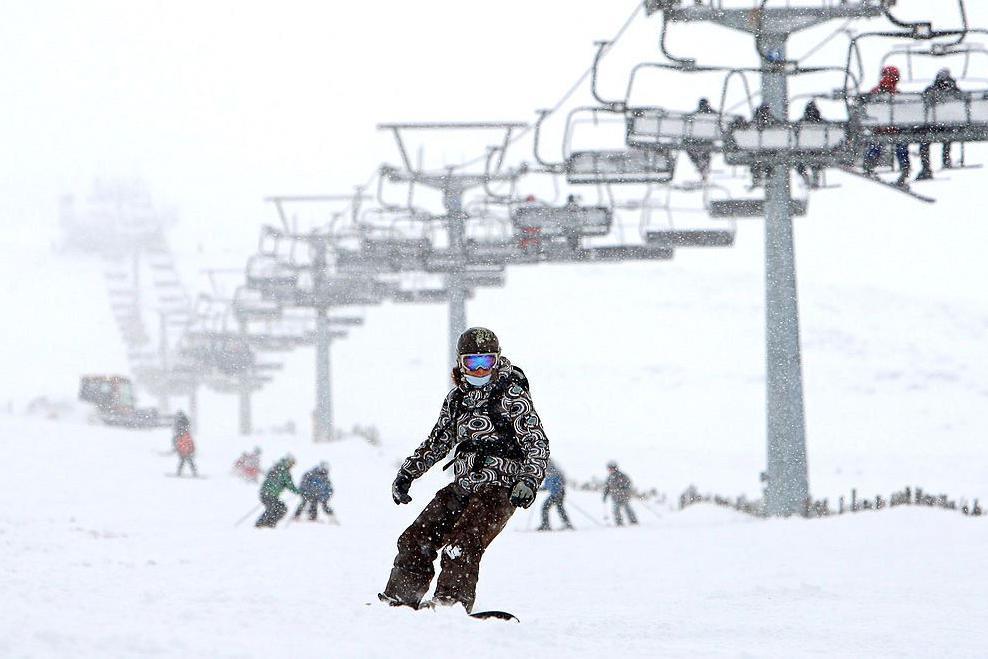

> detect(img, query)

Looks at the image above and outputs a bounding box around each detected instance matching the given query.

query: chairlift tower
[378,122,526,365]
[260,196,375,442]
[649,0,886,516]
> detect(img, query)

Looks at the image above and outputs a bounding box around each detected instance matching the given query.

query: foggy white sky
[0,0,981,255]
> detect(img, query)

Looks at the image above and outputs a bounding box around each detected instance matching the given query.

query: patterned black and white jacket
[399,357,550,494]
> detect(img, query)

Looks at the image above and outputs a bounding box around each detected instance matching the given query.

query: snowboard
[839,167,935,203]
[374,594,518,622]
[469,610,519,622]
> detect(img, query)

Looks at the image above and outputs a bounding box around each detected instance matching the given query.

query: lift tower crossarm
[648,1,885,34]
[377,122,526,367]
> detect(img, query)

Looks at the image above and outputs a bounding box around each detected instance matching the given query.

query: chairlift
[847,30,988,148]
[638,186,736,248]
[233,286,282,322]
[723,119,855,167]
[534,107,676,185]
[357,207,434,272]
[510,197,613,253]
[246,255,298,289]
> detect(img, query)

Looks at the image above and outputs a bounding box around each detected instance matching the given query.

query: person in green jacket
[255,455,299,528]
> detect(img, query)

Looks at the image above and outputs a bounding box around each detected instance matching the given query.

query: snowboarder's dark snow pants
[177,456,197,477]
[612,498,638,526]
[255,495,287,528]
[383,483,515,612]
[540,492,572,530]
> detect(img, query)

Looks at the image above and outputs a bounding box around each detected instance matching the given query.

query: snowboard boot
[915,168,933,181]
[422,596,470,614]
[378,592,419,610]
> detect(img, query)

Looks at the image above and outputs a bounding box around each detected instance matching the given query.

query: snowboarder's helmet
[319,461,329,470]
[607,461,618,470]
[457,327,500,356]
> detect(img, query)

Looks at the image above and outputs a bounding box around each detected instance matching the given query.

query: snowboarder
[537,460,573,531]
[255,455,299,528]
[603,462,638,526]
[294,461,334,521]
[233,447,262,482]
[862,65,911,186]
[380,327,550,613]
[917,68,963,180]
[172,410,197,477]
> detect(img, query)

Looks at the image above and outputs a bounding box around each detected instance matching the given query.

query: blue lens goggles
[460,353,498,372]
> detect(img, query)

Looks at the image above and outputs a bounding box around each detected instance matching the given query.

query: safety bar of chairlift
[644,228,736,248]
[707,198,809,218]
[580,245,674,261]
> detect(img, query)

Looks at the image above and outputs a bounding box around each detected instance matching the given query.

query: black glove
[392,473,413,505]
[509,481,536,509]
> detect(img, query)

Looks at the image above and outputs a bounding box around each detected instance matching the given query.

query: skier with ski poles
[255,455,299,528]
[172,410,197,477]
[379,327,550,614]
[603,461,638,526]
[294,461,334,522]
[537,460,573,531]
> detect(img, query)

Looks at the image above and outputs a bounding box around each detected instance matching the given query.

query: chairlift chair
[626,107,728,150]
[567,149,676,185]
[723,120,855,167]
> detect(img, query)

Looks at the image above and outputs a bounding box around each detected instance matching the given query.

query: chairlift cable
[797,19,854,63]
[454,0,643,172]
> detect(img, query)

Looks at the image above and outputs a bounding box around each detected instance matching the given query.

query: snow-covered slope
[0,413,985,658]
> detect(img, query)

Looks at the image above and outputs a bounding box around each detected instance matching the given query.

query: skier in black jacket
[603,462,638,526]
[380,327,550,613]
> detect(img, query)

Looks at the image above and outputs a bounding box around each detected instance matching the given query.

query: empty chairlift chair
[566,148,676,185]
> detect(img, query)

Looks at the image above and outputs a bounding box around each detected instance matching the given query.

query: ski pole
[524,497,537,531]
[639,499,663,521]
[568,500,605,527]
[234,503,263,528]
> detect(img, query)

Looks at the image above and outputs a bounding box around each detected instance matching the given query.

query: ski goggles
[459,353,498,372]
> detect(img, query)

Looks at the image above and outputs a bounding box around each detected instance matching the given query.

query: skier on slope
[172,410,197,477]
[294,461,334,522]
[233,447,262,482]
[603,462,638,526]
[537,460,573,531]
[379,327,550,613]
[255,455,299,528]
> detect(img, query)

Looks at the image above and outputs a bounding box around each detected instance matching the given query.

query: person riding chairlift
[862,65,911,187]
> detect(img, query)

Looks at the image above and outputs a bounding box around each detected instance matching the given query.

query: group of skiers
[255,455,335,527]
[536,460,641,530]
